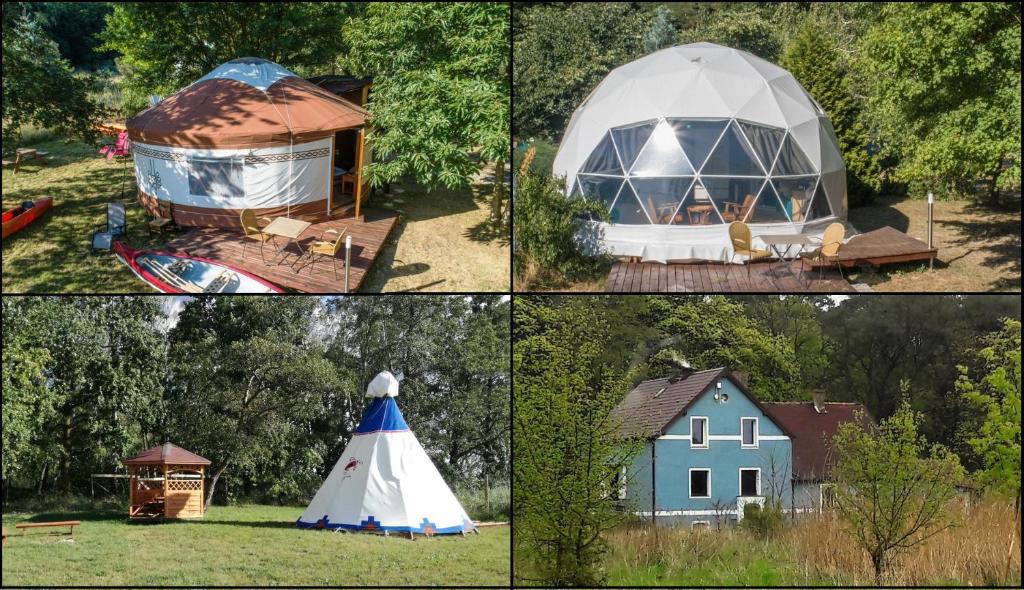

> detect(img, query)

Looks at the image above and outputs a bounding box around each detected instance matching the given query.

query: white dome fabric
[193,57,296,92]
[553,43,848,263]
[366,370,400,398]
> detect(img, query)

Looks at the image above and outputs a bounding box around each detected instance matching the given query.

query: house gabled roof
[760,402,872,482]
[610,368,794,440]
[123,442,211,466]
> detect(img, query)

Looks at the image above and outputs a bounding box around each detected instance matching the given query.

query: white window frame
[691,520,711,530]
[738,467,761,497]
[740,417,759,449]
[690,416,709,449]
[689,467,711,499]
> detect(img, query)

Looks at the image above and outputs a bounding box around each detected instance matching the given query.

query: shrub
[512,171,610,285]
[741,500,785,539]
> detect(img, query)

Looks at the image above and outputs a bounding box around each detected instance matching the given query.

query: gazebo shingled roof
[123,442,211,466]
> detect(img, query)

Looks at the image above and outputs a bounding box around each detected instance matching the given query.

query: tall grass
[605,498,1021,586]
[456,482,510,522]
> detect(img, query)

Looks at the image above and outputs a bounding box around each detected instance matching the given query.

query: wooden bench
[15,520,81,537]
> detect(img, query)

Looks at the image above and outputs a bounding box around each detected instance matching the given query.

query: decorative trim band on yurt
[139,191,328,229]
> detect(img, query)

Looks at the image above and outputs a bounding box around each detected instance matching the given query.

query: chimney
[812,390,827,414]
[667,357,695,383]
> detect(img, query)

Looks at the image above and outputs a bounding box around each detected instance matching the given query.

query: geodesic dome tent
[554,43,847,262]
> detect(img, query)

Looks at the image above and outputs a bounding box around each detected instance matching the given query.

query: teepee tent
[297,371,476,536]
[554,42,847,262]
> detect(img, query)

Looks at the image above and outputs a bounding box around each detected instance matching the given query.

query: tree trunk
[871,551,886,585]
[204,464,228,511]
[490,159,506,223]
[59,414,73,493]
[484,473,491,514]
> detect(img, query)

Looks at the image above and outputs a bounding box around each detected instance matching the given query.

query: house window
[741,417,758,448]
[689,468,711,498]
[691,417,708,448]
[188,157,244,198]
[739,468,760,497]
[691,520,711,530]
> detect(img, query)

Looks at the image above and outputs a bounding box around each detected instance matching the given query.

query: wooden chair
[728,221,771,280]
[147,200,176,235]
[799,222,846,282]
[722,194,756,222]
[239,209,275,264]
[340,173,357,196]
[646,198,680,224]
[304,228,347,278]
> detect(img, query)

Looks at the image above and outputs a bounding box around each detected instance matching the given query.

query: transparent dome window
[574,117,833,226]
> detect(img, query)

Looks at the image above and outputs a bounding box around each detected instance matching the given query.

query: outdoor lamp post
[344,235,352,293]
[927,192,934,269]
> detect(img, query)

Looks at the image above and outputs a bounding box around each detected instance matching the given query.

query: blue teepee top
[354,396,409,434]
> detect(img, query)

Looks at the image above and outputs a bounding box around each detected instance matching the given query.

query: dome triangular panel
[629,120,694,176]
[579,132,623,175]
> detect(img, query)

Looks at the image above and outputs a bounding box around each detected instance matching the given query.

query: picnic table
[15,520,81,537]
[263,217,312,271]
[2,148,50,174]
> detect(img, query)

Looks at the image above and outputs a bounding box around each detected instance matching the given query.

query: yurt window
[187,157,245,198]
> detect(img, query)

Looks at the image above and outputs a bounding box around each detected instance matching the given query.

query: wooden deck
[834,226,937,267]
[605,260,856,293]
[163,208,399,293]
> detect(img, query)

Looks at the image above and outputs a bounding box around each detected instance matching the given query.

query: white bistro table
[759,233,814,280]
[263,217,312,271]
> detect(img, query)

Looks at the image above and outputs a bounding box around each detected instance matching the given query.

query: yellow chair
[305,228,348,278]
[729,221,772,280]
[799,222,846,282]
[239,209,275,264]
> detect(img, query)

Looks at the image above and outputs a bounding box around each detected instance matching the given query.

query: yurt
[127,57,370,228]
[554,42,848,262]
[297,371,476,537]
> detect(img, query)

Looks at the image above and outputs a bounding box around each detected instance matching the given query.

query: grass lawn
[2,133,509,293]
[363,167,510,292]
[2,504,510,586]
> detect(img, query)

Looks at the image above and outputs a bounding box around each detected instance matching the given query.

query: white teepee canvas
[297,371,476,535]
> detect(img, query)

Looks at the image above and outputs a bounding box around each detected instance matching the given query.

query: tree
[677,6,782,62]
[26,2,115,70]
[102,3,354,115]
[343,3,510,222]
[513,297,641,586]
[780,19,881,206]
[957,319,1021,503]
[2,8,101,151]
[513,3,650,139]
[166,297,342,509]
[857,2,1021,202]
[643,5,677,54]
[831,397,965,583]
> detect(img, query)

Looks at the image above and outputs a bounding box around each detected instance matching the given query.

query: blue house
[610,367,869,529]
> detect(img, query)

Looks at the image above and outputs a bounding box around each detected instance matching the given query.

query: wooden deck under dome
[163,208,399,293]
[605,260,858,293]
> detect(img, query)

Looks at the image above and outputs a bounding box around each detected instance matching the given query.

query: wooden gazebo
[123,443,211,520]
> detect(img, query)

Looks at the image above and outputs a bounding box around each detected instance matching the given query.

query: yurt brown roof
[123,442,211,466]
[127,57,369,149]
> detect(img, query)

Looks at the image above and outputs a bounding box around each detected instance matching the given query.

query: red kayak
[2,197,53,239]
[114,242,284,293]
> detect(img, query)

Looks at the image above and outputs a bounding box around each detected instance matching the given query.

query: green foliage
[101,3,354,113]
[513,171,610,282]
[857,2,1021,201]
[956,319,1021,500]
[343,2,509,195]
[741,500,784,540]
[513,138,558,177]
[742,296,834,390]
[677,7,782,62]
[780,20,881,207]
[643,5,678,54]
[2,9,102,151]
[512,3,650,139]
[513,297,642,586]
[25,2,115,70]
[832,399,965,582]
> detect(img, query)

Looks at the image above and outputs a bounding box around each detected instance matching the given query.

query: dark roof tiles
[122,442,211,466]
[760,402,872,481]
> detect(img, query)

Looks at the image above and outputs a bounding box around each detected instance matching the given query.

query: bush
[456,482,510,522]
[741,500,785,539]
[512,138,557,178]
[512,171,610,285]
